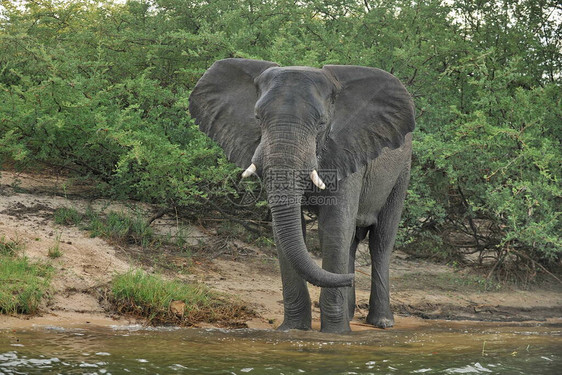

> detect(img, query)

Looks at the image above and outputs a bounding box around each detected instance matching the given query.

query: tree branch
[511,249,562,284]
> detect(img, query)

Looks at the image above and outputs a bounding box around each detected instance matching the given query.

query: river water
[0,322,560,374]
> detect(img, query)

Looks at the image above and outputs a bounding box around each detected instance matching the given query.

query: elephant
[189,58,415,333]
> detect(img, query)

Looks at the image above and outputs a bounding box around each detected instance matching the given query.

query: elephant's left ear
[321,65,415,180]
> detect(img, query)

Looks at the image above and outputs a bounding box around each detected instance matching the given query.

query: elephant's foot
[319,288,351,333]
[276,320,311,331]
[320,321,352,333]
[366,312,394,329]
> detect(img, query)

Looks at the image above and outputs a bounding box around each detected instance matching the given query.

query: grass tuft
[53,207,83,226]
[47,233,63,259]
[0,236,23,256]
[54,207,156,248]
[89,211,155,247]
[109,270,252,326]
[0,237,53,314]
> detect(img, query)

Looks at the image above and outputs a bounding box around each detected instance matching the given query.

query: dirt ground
[1,170,560,331]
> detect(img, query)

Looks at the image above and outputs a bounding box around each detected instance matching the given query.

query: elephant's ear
[189,58,279,168]
[320,65,415,180]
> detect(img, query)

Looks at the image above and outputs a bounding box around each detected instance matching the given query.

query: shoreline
[1,170,561,333]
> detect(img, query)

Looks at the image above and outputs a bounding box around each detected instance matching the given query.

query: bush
[0,0,237,211]
[402,63,561,274]
[1,1,560,275]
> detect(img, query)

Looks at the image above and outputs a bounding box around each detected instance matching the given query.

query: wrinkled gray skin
[189,59,415,333]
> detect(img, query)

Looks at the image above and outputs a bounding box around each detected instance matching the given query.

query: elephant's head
[189,58,415,288]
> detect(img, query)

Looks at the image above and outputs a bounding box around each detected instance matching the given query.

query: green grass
[47,233,62,259]
[437,272,502,292]
[54,207,155,248]
[91,211,154,247]
[0,236,22,256]
[53,206,83,226]
[110,270,251,326]
[397,271,502,293]
[0,237,53,314]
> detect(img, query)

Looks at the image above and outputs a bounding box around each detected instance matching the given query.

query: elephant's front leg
[277,251,312,330]
[276,220,312,331]
[317,179,362,333]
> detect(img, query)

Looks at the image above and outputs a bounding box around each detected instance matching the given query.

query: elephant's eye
[255,114,261,120]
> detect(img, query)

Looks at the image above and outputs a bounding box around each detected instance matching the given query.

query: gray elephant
[189,58,414,333]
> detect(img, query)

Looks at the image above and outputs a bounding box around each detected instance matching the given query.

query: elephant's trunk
[266,169,354,288]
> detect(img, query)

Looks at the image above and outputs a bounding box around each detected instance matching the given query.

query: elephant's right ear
[189,58,279,168]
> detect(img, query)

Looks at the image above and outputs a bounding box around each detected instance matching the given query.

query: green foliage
[0,236,53,314]
[1,0,560,272]
[0,0,237,209]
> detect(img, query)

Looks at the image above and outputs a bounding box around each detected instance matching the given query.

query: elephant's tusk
[310,170,326,190]
[241,163,257,178]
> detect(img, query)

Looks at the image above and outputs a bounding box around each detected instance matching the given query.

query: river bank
[1,170,560,331]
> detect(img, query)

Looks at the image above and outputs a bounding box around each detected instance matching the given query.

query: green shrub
[1,0,560,274]
[402,66,561,268]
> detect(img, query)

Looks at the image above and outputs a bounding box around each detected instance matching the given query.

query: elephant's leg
[318,230,354,333]
[276,213,312,331]
[347,227,369,320]
[318,178,362,333]
[366,168,410,328]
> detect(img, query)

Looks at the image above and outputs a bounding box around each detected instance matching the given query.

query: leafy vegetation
[0,236,53,314]
[110,269,252,326]
[1,0,560,278]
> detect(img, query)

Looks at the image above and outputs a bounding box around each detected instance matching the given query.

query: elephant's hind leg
[366,168,410,328]
[347,227,369,320]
